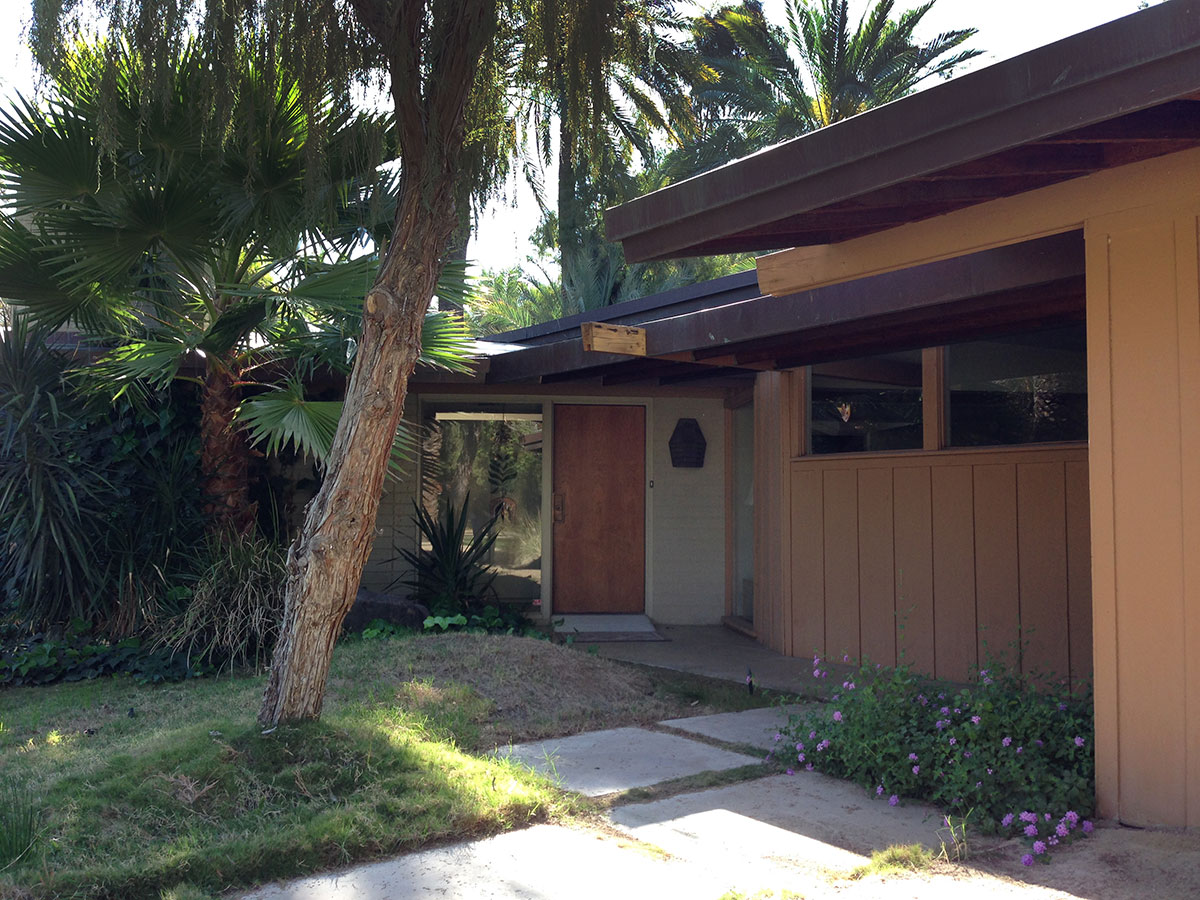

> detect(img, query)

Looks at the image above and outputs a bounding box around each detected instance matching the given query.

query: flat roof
[606,0,1200,262]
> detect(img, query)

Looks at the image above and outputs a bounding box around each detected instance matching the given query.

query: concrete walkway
[239,706,987,900]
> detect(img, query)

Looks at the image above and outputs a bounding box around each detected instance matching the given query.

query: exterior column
[1086,205,1200,827]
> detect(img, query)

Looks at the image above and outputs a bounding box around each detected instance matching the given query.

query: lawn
[0,632,772,899]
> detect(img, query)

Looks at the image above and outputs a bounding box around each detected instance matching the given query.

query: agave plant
[400,496,500,617]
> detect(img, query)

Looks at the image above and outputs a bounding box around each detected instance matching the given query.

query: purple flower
[876,784,884,795]
[809,731,817,740]
[940,706,950,715]
[912,765,920,775]
[908,753,919,762]
[796,742,804,751]
[1035,739,1044,747]
[948,737,957,746]
[963,751,972,758]
[1058,702,1068,711]
[1021,853,1034,866]
[1001,813,1015,828]
[1082,821,1094,834]
[1019,811,1037,824]
[812,669,821,678]
[1049,836,1059,846]
[842,654,850,663]
[805,762,814,771]
[773,733,782,742]
[971,715,981,725]
[1016,746,1023,754]
[1074,736,1086,748]
[786,768,795,776]
[1033,840,1047,855]
[1002,736,1012,747]
[888,794,899,807]
[1064,810,1080,825]
[846,682,855,690]
[987,768,993,775]
[1024,824,1039,837]
[954,708,962,715]
[1044,813,1052,822]
[832,711,843,723]
[797,753,805,762]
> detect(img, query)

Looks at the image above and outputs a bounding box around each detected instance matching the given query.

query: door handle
[553,492,565,523]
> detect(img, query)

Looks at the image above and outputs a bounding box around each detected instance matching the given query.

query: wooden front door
[552,404,645,613]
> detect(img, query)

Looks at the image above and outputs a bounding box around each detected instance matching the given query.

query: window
[810,349,923,454]
[420,401,543,602]
[947,325,1087,447]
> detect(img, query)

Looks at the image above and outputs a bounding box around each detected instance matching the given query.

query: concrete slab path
[660,704,810,750]
[239,706,1200,900]
[498,725,760,796]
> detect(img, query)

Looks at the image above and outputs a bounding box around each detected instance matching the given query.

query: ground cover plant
[777,654,1094,866]
[0,632,770,898]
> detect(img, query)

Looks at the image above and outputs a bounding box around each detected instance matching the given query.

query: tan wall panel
[893,466,936,674]
[1016,462,1071,682]
[1065,459,1093,686]
[858,467,897,666]
[972,464,1021,672]
[790,467,825,658]
[1106,220,1188,826]
[931,465,977,682]
[754,373,785,651]
[823,468,861,660]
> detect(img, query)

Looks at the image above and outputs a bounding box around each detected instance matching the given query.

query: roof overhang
[606,0,1200,262]
[484,232,1084,386]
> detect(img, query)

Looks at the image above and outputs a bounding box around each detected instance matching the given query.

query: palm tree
[0,44,473,535]
[669,0,980,178]
[514,0,701,310]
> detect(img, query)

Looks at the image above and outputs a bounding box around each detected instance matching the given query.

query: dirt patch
[329,633,766,749]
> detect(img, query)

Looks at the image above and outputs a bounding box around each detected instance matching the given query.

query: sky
[0,0,1155,272]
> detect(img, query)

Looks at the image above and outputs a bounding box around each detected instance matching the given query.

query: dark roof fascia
[484,232,1084,384]
[483,268,759,347]
[606,0,1200,261]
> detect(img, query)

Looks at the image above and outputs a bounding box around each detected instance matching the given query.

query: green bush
[779,655,1094,861]
[0,319,204,635]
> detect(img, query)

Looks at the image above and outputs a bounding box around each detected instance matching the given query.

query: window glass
[420,402,543,602]
[810,349,923,454]
[947,324,1087,446]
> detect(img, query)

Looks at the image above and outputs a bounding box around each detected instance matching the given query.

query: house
[365,0,1200,829]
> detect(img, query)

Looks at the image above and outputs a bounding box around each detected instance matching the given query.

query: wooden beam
[581,321,647,356]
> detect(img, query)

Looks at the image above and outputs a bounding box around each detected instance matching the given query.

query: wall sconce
[668,418,706,468]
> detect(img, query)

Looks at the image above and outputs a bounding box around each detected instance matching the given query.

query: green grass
[0,639,581,899]
[849,843,936,879]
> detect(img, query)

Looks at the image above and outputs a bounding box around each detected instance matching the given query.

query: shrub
[780,655,1094,862]
[0,319,204,635]
[153,530,287,672]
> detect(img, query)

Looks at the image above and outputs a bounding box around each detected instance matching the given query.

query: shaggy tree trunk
[199,359,258,535]
[259,0,496,726]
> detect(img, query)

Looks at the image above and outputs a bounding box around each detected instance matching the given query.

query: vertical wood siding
[788,446,1090,684]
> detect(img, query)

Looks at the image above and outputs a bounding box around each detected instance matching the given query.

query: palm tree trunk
[199,358,258,535]
[557,114,587,316]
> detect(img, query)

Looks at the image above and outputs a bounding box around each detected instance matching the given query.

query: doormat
[559,630,668,643]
